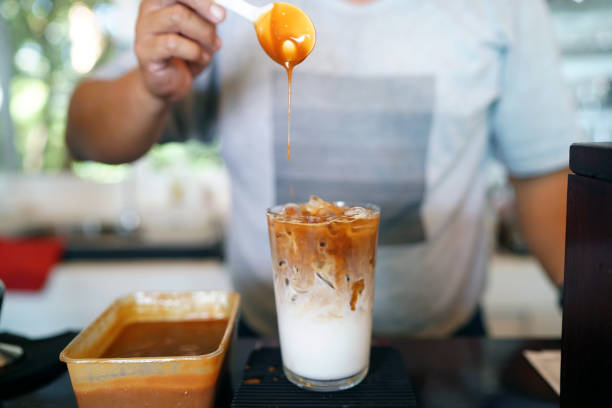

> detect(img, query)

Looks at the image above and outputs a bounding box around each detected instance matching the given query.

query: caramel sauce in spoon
[254,3,316,160]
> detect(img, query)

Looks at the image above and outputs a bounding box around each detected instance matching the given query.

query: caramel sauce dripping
[350,279,365,311]
[254,2,316,161]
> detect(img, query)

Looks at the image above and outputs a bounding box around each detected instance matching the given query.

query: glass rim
[266,201,381,221]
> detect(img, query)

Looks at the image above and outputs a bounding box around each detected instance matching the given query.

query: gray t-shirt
[98,0,585,336]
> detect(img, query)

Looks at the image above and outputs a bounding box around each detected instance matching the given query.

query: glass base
[283,365,368,392]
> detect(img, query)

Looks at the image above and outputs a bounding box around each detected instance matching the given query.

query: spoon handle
[215,0,271,22]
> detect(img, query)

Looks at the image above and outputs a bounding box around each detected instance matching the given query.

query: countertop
[1,337,560,408]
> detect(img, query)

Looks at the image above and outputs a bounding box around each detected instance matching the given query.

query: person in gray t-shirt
[66,0,585,337]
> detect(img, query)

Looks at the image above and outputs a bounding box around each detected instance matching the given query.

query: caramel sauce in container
[60,291,240,408]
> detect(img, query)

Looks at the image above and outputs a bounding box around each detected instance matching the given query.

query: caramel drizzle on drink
[268,197,379,314]
[255,2,316,161]
[350,279,365,311]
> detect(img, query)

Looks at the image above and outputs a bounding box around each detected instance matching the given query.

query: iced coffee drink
[266,196,380,391]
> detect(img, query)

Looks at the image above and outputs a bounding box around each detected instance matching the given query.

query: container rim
[59,290,240,364]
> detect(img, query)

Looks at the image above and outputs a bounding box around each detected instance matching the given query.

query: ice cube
[307,216,322,224]
[304,196,335,216]
[308,196,326,209]
[345,206,367,218]
[315,272,335,290]
[288,265,309,293]
[282,203,301,217]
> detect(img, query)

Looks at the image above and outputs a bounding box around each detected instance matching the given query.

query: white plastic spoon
[214,0,272,22]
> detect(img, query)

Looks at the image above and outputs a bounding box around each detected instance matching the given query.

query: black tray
[0,331,77,399]
[231,346,417,407]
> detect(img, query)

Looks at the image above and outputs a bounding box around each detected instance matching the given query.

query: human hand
[134,0,225,103]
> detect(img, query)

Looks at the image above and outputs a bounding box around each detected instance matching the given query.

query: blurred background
[0,0,611,338]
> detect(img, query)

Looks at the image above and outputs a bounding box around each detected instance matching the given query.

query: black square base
[231,347,417,407]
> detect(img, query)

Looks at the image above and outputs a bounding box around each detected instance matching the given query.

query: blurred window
[1,0,221,181]
[549,0,612,143]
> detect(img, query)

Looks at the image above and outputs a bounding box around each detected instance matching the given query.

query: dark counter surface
[2,337,559,408]
[63,240,223,261]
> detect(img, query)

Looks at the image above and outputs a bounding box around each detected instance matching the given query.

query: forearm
[66,69,171,164]
[511,168,570,287]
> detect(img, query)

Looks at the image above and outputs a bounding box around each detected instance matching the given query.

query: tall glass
[266,198,380,391]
